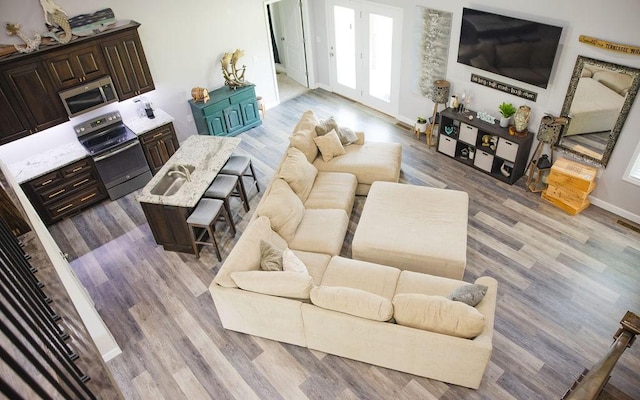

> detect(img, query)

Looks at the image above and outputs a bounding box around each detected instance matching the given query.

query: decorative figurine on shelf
[40,0,72,44]
[510,105,531,137]
[221,49,248,89]
[191,87,210,103]
[6,23,41,53]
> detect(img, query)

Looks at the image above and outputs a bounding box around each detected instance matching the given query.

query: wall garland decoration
[417,7,452,99]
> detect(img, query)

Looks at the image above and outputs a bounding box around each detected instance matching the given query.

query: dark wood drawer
[139,123,174,144]
[62,158,93,179]
[44,183,106,221]
[28,170,64,191]
[36,172,95,205]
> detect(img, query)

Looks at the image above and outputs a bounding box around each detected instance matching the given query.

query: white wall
[0,0,278,143]
[311,0,640,222]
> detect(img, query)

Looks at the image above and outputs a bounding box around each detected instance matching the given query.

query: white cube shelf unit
[436,108,534,185]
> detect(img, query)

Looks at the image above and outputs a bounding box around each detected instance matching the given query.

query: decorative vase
[448,95,459,109]
[514,105,531,133]
[499,116,510,128]
[416,122,427,133]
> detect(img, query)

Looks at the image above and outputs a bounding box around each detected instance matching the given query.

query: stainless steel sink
[150,164,195,196]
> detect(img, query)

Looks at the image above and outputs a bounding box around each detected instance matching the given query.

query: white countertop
[7,142,89,184]
[136,135,241,208]
[123,108,175,136]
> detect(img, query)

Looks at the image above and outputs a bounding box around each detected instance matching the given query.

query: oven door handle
[93,141,140,161]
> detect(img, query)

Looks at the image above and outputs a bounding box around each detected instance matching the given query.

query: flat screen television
[457,8,562,89]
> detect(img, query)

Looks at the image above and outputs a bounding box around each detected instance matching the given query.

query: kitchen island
[137,135,240,253]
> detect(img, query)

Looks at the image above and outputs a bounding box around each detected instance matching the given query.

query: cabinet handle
[152,132,163,138]
[48,189,66,198]
[71,167,83,172]
[56,203,74,213]
[40,179,53,186]
[73,178,89,187]
[80,193,96,202]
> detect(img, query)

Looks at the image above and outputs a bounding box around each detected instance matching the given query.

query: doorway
[266,0,310,103]
[327,0,403,117]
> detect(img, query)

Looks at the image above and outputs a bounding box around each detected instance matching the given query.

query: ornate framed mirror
[556,56,640,167]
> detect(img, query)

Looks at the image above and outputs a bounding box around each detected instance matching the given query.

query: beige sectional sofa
[209,110,498,389]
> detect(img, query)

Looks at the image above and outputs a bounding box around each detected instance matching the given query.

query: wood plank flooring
[48,89,640,399]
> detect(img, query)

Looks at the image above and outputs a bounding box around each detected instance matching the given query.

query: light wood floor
[49,90,640,400]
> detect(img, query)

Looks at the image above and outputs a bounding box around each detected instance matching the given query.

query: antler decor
[221,49,247,89]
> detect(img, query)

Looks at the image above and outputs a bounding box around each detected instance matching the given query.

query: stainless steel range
[75,111,152,200]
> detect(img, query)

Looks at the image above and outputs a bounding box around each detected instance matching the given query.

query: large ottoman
[351,182,469,280]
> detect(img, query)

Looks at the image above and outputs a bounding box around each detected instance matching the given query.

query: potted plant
[416,116,428,133]
[498,102,516,128]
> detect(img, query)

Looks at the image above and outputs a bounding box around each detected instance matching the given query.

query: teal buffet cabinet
[189,84,262,136]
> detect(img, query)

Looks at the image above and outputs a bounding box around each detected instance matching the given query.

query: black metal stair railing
[0,217,96,399]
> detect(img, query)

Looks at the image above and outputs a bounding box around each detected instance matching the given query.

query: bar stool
[186,198,235,260]
[203,174,249,227]
[220,155,260,208]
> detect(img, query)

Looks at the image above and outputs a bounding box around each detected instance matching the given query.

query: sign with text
[471,74,538,102]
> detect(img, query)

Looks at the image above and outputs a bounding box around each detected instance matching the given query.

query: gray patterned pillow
[259,240,283,271]
[315,116,339,136]
[338,126,358,145]
[447,284,488,306]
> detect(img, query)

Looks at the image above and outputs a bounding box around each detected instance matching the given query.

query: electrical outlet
[187,114,194,124]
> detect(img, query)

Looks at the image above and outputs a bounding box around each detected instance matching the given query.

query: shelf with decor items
[437,108,534,185]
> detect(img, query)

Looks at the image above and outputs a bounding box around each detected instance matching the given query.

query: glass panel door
[368,13,392,102]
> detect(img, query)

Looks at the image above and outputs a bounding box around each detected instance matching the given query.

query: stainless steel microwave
[58,76,118,118]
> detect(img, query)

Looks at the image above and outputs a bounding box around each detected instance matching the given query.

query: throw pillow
[392,293,485,339]
[278,147,318,202]
[230,270,314,299]
[282,248,309,274]
[313,129,345,162]
[259,240,283,271]
[255,179,304,242]
[337,126,359,145]
[447,284,488,307]
[310,286,394,322]
[289,110,319,163]
[315,116,339,136]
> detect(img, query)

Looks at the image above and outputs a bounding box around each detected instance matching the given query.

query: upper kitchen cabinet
[43,42,108,90]
[100,29,155,101]
[0,59,68,144]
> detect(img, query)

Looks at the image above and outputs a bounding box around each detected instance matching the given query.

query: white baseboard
[590,196,640,224]
[317,83,331,91]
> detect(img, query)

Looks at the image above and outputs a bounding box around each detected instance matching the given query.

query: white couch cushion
[288,209,348,256]
[304,171,357,217]
[289,110,319,163]
[278,147,318,202]
[282,248,309,274]
[214,216,288,288]
[313,142,402,187]
[256,179,304,242]
[310,286,393,322]
[392,294,485,339]
[320,256,400,300]
[230,271,314,300]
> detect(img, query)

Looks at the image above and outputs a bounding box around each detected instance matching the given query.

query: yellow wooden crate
[545,184,591,209]
[548,158,598,192]
[541,190,590,215]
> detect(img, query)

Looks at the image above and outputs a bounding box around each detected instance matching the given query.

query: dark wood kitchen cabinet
[139,122,180,175]
[100,29,155,101]
[0,59,68,143]
[21,158,107,226]
[43,42,108,90]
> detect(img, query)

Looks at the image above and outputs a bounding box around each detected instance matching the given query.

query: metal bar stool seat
[220,156,260,209]
[186,198,235,260]
[203,174,248,226]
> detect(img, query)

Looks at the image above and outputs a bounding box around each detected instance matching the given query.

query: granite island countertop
[136,135,241,208]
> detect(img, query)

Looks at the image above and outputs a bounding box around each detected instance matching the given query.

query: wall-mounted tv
[457,8,563,89]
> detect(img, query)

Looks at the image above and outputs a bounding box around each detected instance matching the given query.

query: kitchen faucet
[168,165,191,182]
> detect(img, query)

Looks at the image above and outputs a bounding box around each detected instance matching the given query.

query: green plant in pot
[416,116,428,133]
[498,102,516,128]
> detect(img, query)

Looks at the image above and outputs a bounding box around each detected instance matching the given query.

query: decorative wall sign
[417,7,453,99]
[579,35,640,56]
[471,74,538,102]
